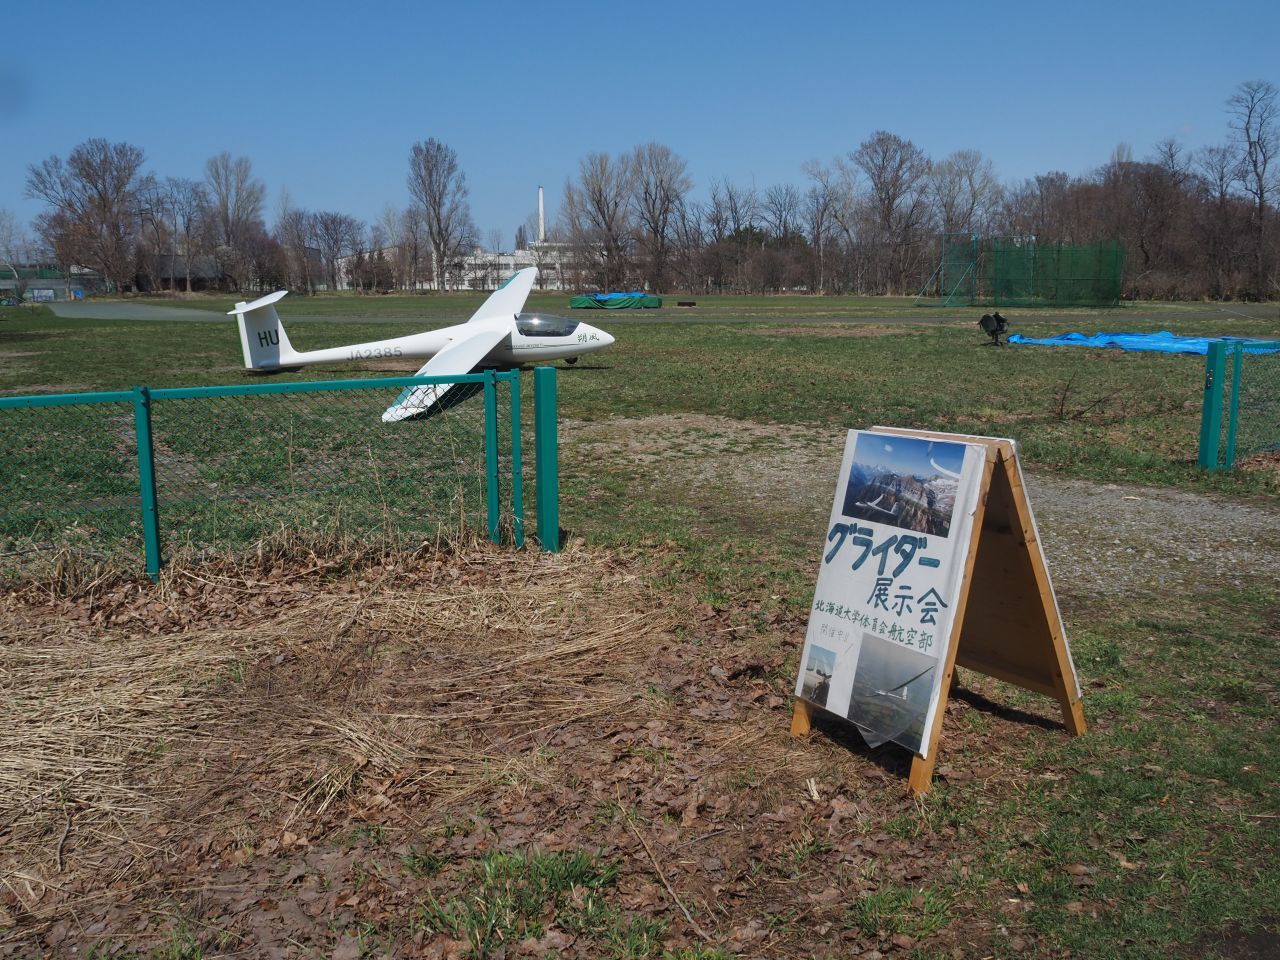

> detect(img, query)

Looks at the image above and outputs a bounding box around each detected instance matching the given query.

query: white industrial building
[334,187,575,292]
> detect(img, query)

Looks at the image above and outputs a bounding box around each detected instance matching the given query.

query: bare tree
[1228,80,1278,299]
[311,211,364,291]
[848,131,931,293]
[802,163,838,293]
[721,180,760,236]
[401,207,429,291]
[25,138,148,292]
[204,153,265,248]
[165,177,208,293]
[668,196,707,293]
[275,203,317,294]
[562,152,634,290]
[1194,143,1246,298]
[629,142,692,291]
[703,179,762,292]
[376,204,410,291]
[762,183,801,241]
[203,153,266,290]
[407,138,476,290]
[136,175,171,292]
[929,149,1001,235]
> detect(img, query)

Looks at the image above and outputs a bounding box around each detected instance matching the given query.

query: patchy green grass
[4,295,1278,958]
[4,306,1276,501]
[413,849,649,959]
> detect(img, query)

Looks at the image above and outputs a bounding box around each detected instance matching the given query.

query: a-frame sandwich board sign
[789,427,1086,796]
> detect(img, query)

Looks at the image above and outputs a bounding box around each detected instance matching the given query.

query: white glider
[229,268,614,421]
[855,495,901,518]
[928,456,962,481]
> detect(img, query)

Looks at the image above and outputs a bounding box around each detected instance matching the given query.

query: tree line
[6,80,1277,301]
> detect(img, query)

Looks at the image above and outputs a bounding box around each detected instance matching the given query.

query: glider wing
[466,267,538,324]
[382,325,510,423]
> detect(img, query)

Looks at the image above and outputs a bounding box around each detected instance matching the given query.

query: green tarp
[569,294,662,309]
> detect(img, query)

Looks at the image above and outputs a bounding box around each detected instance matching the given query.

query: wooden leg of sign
[999,449,1089,739]
[908,753,936,797]
[1058,692,1087,736]
[909,451,997,798]
[790,699,813,737]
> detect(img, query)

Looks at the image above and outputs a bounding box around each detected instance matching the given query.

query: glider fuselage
[231,268,614,420]
[253,316,611,371]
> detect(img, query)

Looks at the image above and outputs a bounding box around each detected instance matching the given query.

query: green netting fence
[1198,341,1280,470]
[917,235,1125,307]
[0,369,563,581]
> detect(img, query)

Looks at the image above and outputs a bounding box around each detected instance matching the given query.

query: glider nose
[591,325,615,348]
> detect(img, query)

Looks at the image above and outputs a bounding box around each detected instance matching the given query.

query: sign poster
[794,430,985,757]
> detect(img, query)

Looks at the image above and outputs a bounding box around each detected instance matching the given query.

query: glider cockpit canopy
[515,313,580,338]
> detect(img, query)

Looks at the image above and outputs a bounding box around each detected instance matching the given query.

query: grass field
[0,295,1277,958]
[3,296,1277,498]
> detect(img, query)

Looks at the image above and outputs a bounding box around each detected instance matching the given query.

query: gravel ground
[565,413,1280,601]
[1025,473,1280,599]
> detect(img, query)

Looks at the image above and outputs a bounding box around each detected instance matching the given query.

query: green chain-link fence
[1198,340,1280,470]
[917,235,1125,307]
[0,369,562,581]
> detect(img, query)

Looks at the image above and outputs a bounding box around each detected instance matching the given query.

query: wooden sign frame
[791,428,1086,796]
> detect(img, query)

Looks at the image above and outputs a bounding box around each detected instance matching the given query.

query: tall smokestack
[537,186,545,244]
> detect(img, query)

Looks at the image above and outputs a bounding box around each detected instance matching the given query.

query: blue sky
[5,0,1277,247]
[853,434,965,480]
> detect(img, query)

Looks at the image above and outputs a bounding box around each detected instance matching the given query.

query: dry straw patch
[0,542,669,929]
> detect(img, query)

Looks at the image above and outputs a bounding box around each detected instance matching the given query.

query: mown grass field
[2,295,1277,498]
[0,295,1277,958]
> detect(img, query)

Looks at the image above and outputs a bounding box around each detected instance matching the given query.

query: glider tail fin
[230,291,295,370]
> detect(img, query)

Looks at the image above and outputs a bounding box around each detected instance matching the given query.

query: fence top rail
[0,370,522,409]
[0,389,135,409]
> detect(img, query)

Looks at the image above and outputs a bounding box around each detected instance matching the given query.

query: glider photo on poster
[794,429,984,757]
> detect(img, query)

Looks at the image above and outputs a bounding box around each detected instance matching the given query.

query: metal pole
[483,369,500,544]
[132,386,163,579]
[1198,341,1227,470]
[533,366,560,552]
[509,372,525,548]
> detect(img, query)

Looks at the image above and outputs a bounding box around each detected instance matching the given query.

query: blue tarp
[1007,331,1280,356]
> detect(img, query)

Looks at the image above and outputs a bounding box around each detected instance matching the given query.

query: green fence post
[483,369,500,544]
[533,366,560,552]
[1224,345,1243,469]
[509,372,525,548]
[1198,342,1227,470]
[132,385,163,579]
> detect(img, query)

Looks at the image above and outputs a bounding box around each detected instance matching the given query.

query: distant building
[457,242,571,291]
[0,264,104,302]
[333,241,572,293]
[135,254,223,293]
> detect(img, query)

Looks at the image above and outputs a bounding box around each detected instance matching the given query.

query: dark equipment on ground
[978,312,1009,346]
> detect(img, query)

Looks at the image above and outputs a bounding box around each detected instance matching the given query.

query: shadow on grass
[949,685,1066,733]
[802,678,1068,782]
[806,705,915,779]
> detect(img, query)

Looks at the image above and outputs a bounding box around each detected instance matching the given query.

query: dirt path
[563,413,1280,600]
[48,301,227,322]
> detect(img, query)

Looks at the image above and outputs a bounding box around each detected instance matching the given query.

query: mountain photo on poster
[842,434,965,537]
